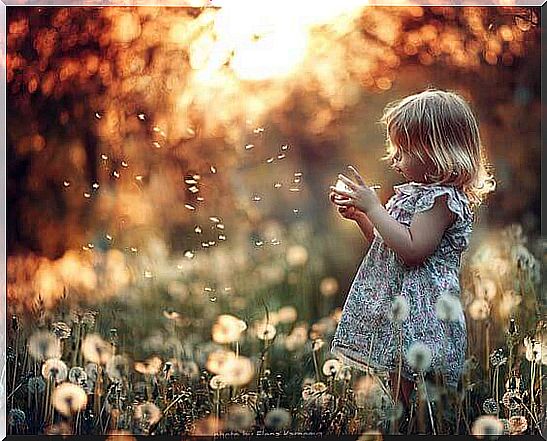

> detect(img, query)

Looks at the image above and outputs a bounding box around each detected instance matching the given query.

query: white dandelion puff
[68,367,87,385]
[209,375,227,390]
[28,331,62,361]
[52,383,87,416]
[405,342,432,372]
[471,415,504,439]
[389,296,409,323]
[435,293,463,322]
[42,359,68,383]
[264,408,291,430]
[225,405,255,431]
[81,334,113,365]
[218,356,255,386]
[322,359,342,377]
[134,402,162,426]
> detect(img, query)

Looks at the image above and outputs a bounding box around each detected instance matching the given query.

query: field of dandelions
[5,222,545,437]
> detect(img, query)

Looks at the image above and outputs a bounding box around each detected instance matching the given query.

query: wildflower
[225,405,255,431]
[42,358,68,383]
[286,245,308,267]
[482,398,498,415]
[322,359,342,376]
[68,367,87,384]
[389,296,409,323]
[320,277,339,297]
[206,350,236,375]
[405,342,432,372]
[51,322,72,339]
[435,293,463,322]
[218,356,255,386]
[502,391,521,411]
[28,331,61,361]
[209,375,227,390]
[27,376,46,394]
[264,408,291,430]
[212,314,247,344]
[52,383,88,416]
[524,337,542,363]
[508,416,527,434]
[134,402,162,426]
[336,365,352,381]
[134,356,162,375]
[7,409,26,426]
[277,306,298,323]
[489,349,507,368]
[255,322,276,341]
[81,334,113,364]
[471,415,504,439]
[312,339,324,351]
[106,355,129,381]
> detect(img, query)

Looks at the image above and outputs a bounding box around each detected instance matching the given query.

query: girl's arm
[354,211,375,243]
[365,194,456,266]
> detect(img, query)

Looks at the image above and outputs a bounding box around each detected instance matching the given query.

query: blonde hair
[379,88,495,208]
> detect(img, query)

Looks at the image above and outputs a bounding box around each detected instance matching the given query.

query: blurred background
[5,5,544,435]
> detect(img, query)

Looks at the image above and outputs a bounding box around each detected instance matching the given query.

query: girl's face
[391,147,430,183]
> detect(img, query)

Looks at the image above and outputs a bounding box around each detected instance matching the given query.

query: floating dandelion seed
[121,161,128,168]
[186,127,196,136]
[112,170,120,178]
[28,331,62,361]
[281,144,289,150]
[264,408,291,430]
[322,359,342,376]
[289,187,300,192]
[134,356,162,375]
[245,144,254,150]
[144,270,153,278]
[84,192,91,198]
[152,126,161,132]
[137,113,146,120]
[389,296,409,323]
[52,383,87,416]
[293,209,299,214]
[184,251,194,259]
[42,358,68,383]
[135,175,143,182]
[436,293,463,321]
[471,415,504,439]
[225,405,255,431]
[197,196,204,201]
[217,224,225,229]
[209,216,220,223]
[94,112,102,119]
[92,182,100,189]
[101,154,108,160]
[255,241,263,247]
[130,247,138,253]
[152,142,161,149]
[188,186,199,193]
[163,309,180,320]
[194,226,202,234]
[406,342,432,372]
[81,334,113,365]
[63,180,70,187]
[219,235,226,240]
[210,166,217,173]
[219,356,255,386]
[27,376,46,394]
[106,355,129,381]
[185,204,196,210]
[274,182,282,188]
[266,157,275,164]
[106,234,112,241]
[277,153,286,159]
[185,178,197,184]
[134,402,161,426]
[253,127,264,134]
[68,367,87,384]
[252,194,262,201]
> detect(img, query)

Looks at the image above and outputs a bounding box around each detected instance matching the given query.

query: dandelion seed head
[42,358,68,383]
[51,322,72,339]
[212,314,247,344]
[482,398,499,414]
[68,367,87,384]
[255,322,276,341]
[471,415,504,439]
[27,376,46,394]
[134,356,162,375]
[405,342,432,372]
[508,416,527,435]
[277,306,298,323]
[264,408,291,430]
[389,296,409,323]
[225,405,255,431]
[322,359,342,376]
[206,350,237,375]
[209,375,227,390]
[8,409,26,426]
[82,334,113,364]
[134,402,161,425]
[52,383,87,416]
[219,356,255,386]
[28,331,62,361]
[435,293,463,322]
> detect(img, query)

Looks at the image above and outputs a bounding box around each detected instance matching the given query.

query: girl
[328,89,495,425]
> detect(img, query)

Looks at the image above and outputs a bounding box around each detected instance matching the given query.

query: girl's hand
[329,191,363,221]
[329,165,382,215]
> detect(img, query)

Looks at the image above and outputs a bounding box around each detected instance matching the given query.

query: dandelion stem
[420,372,436,435]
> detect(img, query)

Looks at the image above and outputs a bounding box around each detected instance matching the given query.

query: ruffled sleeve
[413,185,473,250]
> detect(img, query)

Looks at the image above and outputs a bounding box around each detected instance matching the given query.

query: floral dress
[330,181,474,388]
